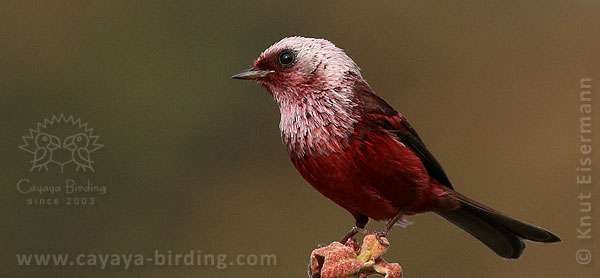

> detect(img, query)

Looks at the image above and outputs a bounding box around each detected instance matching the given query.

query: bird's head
[232,36,362,101]
[233,37,366,157]
[63,133,89,151]
[35,133,61,151]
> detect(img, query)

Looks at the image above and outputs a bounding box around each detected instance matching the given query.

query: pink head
[233,37,366,157]
[233,36,363,98]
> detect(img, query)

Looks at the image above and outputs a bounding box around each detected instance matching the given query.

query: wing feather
[354,80,454,189]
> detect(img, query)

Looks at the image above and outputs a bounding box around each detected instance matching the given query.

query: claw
[375,231,390,247]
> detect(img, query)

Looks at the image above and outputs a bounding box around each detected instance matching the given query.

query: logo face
[19,114,103,173]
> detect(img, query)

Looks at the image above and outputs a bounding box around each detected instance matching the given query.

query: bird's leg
[375,209,407,246]
[339,214,369,244]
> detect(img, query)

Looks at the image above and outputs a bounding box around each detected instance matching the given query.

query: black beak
[231,68,274,80]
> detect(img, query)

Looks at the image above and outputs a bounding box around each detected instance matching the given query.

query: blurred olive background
[1,0,599,277]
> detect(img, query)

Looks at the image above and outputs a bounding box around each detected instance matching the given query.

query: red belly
[291,131,441,221]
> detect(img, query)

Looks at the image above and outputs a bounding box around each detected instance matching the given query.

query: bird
[31,132,61,171]
[63,133,93,172]
[232,36,560,259]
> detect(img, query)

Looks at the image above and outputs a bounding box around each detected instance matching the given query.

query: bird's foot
[371,209,407,246]
[339,226,373,244]
[374,230,390,247]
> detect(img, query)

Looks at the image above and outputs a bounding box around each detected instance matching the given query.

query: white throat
[275,86,358,158]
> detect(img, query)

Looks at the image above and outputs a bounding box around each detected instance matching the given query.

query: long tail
[436,191,561,259]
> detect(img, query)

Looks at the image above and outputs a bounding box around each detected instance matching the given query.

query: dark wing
[354,80,454,189]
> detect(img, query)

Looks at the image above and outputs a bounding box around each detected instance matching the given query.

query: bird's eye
[278,50,295,68]
[77,136,82,142]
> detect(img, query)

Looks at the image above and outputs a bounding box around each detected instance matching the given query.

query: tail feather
[437,191,560,259]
